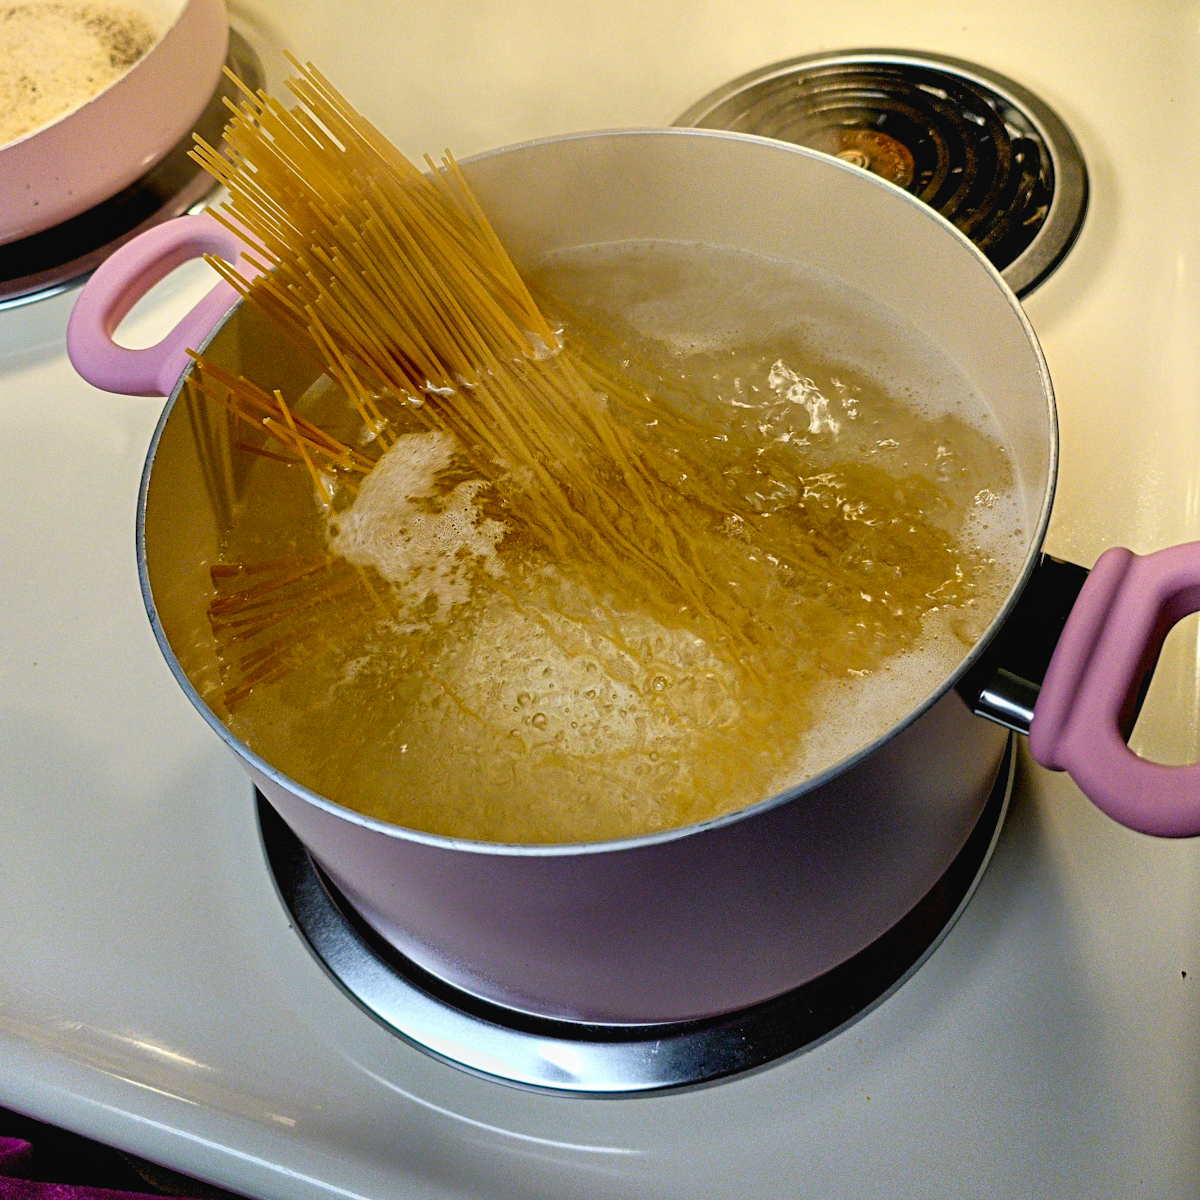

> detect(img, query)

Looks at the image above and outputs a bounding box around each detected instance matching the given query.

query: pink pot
[0,0,228,245]
[67,129,1200,1025]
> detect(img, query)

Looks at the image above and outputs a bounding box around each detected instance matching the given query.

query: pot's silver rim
[137,125,1058,859]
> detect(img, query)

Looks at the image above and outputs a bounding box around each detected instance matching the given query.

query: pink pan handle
[1029,542,1200,836]
[67,213,257,398]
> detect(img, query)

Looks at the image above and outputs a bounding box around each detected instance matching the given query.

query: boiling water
[0,2,159,146]
[211,242,1025,844]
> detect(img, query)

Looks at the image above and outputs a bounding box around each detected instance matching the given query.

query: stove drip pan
[259,735,1014,1095]
[0,29,264,311]
[676,50,1087,297]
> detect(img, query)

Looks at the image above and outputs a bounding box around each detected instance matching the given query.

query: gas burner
[676,50,1088,296]
[260,736,1014,1095]
[0,30,263,311]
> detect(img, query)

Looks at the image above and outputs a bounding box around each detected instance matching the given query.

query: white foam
[770,608,982,793]
[538,239,1004,437]
[443,585,739,764]
[327,430,506,623]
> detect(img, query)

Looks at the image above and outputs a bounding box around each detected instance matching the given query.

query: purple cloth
[0,1181,164,1200]
[0,1134,174,1200]
[0,1142,33,1176]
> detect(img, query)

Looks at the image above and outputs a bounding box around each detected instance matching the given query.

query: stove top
[2,2,1199,1198]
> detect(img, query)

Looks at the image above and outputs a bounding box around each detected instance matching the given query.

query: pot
[0,0,228,245]
[65,129,1200,1026]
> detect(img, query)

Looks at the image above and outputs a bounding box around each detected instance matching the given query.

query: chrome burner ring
[676,50,1088,297]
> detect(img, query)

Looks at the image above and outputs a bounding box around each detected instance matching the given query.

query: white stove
[3,1,1200,1196]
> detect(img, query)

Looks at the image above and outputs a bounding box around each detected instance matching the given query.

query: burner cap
[676,50,1087,297]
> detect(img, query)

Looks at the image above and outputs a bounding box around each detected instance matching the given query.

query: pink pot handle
[1029,542,1200,836]
[66,213,257,397]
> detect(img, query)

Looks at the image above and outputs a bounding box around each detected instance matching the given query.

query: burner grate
[677,51,1087,297]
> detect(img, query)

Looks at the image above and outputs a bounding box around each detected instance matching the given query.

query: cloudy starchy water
[212,240,1025,844]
